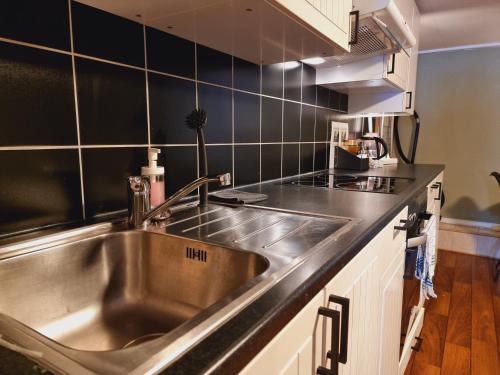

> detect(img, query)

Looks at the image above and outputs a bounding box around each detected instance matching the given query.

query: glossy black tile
[314,143,328,171]
[72,2,144,67]
[282,144,299,177]
[206,145,233,191]
[0,42,76,146]
[300,105,315,142]
[234,91,260,143]
[317,86,329,108]
[146,27,195,78]
[329,90,340,110]
[234,145,260,185]
[234,58,260,93]
[315,108,329,142]
[284,63,301,101]
[283,101,301,142]
[261,97,282,143]
[261,144,282,181]
[262,63,283,98]
[197,84,232,144]
[82,147,146,217]
[0,0,70,50]
[76,58,148,145]
[149,73,197,144]
[197,44,232,87]
[302,64,316,105]
[300,143,314,174]
[160,146,198,196]
[0,149,82,236]
[340,93,349,112]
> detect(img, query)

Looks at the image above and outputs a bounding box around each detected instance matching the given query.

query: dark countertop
[0,164,444,375]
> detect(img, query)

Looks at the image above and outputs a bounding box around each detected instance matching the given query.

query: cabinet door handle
[405,91,413,109]
[349,11,360,45]
[432,182,442,200]
[394,219,413,231]
[329,295,350,364]
[317,307,340,375]
[387,53,396,74]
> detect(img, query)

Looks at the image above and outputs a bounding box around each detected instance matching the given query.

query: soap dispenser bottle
[141,148,165,208]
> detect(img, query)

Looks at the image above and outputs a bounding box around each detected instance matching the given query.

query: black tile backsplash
[0,0,70,51]
[234,145,260,186]
[0,149,82,235]
[76,58,148,145]
[149,73,197,144]
[261,97,282,142]
[72,2,144,67]
[197,45,232,87]
[198,84,232,144]
[0,1,346,237]
[234,91,260,143]
[146,27,195,79]
[0,42,77,146]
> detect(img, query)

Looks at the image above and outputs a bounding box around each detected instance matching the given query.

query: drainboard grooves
[205,213,267,238]
[181,211,245,233]
[233,217,288,244]
[164,207,224,227]
[262,220,312,248]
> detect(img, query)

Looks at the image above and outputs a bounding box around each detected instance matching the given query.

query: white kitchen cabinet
[271,0,354,51]
[241,206,408,375]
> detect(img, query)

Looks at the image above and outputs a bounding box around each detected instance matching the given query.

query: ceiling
[416,0,500,51]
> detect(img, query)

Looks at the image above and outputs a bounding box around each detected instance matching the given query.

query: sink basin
[0,230,268,352]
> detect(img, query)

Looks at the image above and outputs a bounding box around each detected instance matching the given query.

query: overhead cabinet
[77,0,355,64]
[241,206,408,375]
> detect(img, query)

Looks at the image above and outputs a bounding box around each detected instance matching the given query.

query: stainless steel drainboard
[157,204,352,259]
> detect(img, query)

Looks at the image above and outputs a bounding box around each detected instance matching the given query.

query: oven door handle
[407,233,427,248]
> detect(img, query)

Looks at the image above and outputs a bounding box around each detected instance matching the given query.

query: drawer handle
[328,295,350,364]
[349,11,360,45]
[394,219,413,231]
[433,182,442,201]
[411,336,423,352]
[317,307,340,375]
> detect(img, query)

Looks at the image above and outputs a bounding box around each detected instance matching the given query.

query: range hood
[325,0,417,65]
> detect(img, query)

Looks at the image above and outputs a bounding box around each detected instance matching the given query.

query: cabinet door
[240,290,324,375]
[385,51,410,91]
[271,0,353,51]
[324,245,380,374]
[378,246,406,375]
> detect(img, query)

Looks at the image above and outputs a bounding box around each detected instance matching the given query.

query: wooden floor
[405,250,500,375]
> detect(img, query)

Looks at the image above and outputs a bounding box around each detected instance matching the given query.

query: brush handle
[197,128,209,206]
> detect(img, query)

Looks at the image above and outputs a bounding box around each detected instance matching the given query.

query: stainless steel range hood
[324,0,416,65]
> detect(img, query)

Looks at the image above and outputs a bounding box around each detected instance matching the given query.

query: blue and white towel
[415,215,437,299]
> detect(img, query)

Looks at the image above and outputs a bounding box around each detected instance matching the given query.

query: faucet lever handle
[128,176,150,228]
[217,173,231,187]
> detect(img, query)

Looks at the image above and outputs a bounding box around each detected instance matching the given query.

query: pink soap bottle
[141,148,165,208]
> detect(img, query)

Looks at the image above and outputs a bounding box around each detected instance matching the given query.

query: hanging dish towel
[415,215,438,299]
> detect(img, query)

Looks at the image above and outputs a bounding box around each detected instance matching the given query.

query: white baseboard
[440,217,499,229]
[439,228,500,259]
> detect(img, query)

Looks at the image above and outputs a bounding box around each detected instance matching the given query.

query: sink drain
[122,332,165,349]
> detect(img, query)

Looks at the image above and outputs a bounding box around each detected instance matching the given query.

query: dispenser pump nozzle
[141,148,164,175]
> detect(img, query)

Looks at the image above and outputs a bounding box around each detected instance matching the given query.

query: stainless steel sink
[0,231,268,352]
[0,204,357,374]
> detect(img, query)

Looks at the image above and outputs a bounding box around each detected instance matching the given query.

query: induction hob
[280,172,414,194]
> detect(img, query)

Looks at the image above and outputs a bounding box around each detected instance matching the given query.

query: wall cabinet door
[271,0,353,51]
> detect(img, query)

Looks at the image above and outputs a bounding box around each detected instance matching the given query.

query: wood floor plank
[494,294,500,362]
[438,250,457,268]
[411,361,441,375]
[453,253,473,285]
[446,282,472,347]
[413,312,448,368]
[441,342,470,375]
[434,265,454,293]
[471,339,500,375]
[471,257,497,343]
[428,290,451,317]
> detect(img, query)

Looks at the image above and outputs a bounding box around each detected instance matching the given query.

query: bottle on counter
[141,148,165,208]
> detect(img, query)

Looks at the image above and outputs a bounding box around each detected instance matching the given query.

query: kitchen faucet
[128,173,231,229]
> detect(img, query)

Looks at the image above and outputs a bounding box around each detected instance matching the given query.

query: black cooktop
[280,172,414,194]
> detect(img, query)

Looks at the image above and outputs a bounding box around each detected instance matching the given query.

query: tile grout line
[231,58,235,188]
[68,0,86,221]
[280,68,284,180]
[194,42,200,196]
[298,63,303,175]
[259,64,262,183]
[143,25,151,146]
